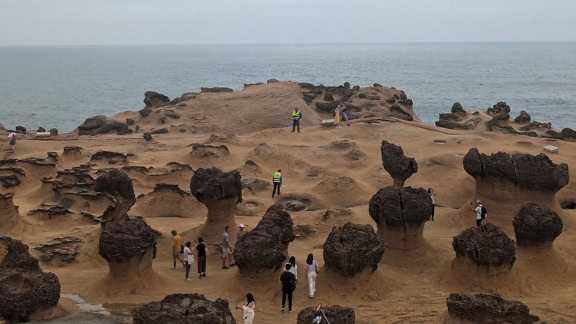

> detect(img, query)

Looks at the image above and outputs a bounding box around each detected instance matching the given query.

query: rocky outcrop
[514,111,531,123]
[323,223,385,277]
[369,186,432,250]
[0,174,21,188]
[452,224,516,275]
[380,141,418,188]
[0,236,61,322]
[190,144,230,159]
[99,217,156,263]
[90,151,128,165]
[297,305,355,324]
[94,169,135,224]
[486,102,510,116]
[447,292,536,324]
[0,193,20,232]
[144,91,170,108]
[234,204,294,277]
[34,236,81,265]
[132,294,236,324]
[513,203,563,247]
[451,102,466,114]
[78,115,131,136]
[201,87,233,93]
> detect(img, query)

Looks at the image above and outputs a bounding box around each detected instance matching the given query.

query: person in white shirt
[471,200,486,226]
[427,188,436,221]
[305,253,320,298]
[8,131,16,152]
[236,293,256,324]
[183,241,195,281]
[286,256,297,280]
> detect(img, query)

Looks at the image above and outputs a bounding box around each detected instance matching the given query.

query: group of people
[279,254,320,312]
[170,230,207,280]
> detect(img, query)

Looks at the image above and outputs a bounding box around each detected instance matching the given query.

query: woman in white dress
[236,293,255,324]
[286,256,297,280]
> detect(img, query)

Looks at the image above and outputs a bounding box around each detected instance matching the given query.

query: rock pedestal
[297,305,355,324]
[447,292,536,324]
[94,169,135,224]
[513,203,563,248]
[380,141,418,188]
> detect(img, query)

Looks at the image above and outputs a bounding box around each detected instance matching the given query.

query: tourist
[221,226,235,269]
[286,256,297,280]
[272,169,282,198]
[236,293,256,324]
[170,230,183,269]
[183,241,194,281]
[280,263,296,312]
[292,107,302,133]
[428,188,436,221]
[471,200,487,226]
[196,237,207,279]
[305,253,320,298]
[7,131,16,152]
[237,224,247,241]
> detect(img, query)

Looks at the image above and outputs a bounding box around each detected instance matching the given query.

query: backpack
[481,206,487,219]
[289,275,297,289]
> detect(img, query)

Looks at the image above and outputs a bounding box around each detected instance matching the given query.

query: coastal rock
[561,127,576,139]
[163,110,181,119]
[144,91,170,108]
[513,203,563,247]
[150,128,169,135]
[132,294,236,324]
[190,144,230,159]
[451,102,466,114]
[0,236,61,322]
[435,120,475,130]
[78,115,131,136]
[34,236,81,264]
[380,140,418,188]
[94,169,135,224]
[143,132,153,141]
[486,102,511,116]
[201,87,233,93]
[37,127,46,132]
[316,102,337,113]
[514,111,532,123]
[234,204,294,276]
[0,174,21,188]
[447,292,535,324]
[323,223,385,277]
[15,126,27,133]
[139,107,152,117]
[49,128,59,136]
[389,104,413,121]
[519,121,551,132]
[297,305,355,324]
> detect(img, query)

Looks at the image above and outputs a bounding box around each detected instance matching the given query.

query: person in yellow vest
[272,169,282,198]
[292,107,303,133]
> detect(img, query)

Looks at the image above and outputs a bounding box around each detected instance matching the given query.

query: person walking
[237,224,247,241]
[236,293,256,324]
[170,230,183,269]
[305,253,320,298]
[292,107,303,133]
[7,131,16,152]
[286,256,298,280]
[280,264,296,312]
[221,226,235,269]
[428,188,436,221]
[471,200,487,226]
[183,241,194,281]
[272,169,282,198]
[196,237,207,279]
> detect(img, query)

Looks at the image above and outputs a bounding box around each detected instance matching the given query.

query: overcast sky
[1,0,575,46]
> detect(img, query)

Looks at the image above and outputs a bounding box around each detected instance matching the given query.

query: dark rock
[144,91,170,108]
[316,102,337,113]
[452,224,516,269]
[0,236,61,322]
[267,79,279,83]
[519,121,551,132]
[0,175,21,188]
[386,97,396,104]
[90,151,127,163]
[143,132,153,141]
[369,186,432,229]
[486,102,511,116]
[486,113,511,131]
[514,111,531,123]
[561,128,576,139]
[201,87,233,93]
[163,110,181,119]
[99,217,156,262]
[561,200,576,209]
[297,305,355,324]
[389,104,413,120]
[78,116,131,136]
[153,183,188,196]
[15,126,27,133]
[159,117,166,124]
[244,82,263,88]
[241,178,270,194]
[324,93,334,102]
[399,98,414,106]
[139,107,152,117]
[126,118,134,125]
[380,140,418,188]
[513,203,563,247]
[373,83,383,87]
[63,146,82,155]
[343,82,350,88]
[234,204,294,275]
[190,144,230,158]
[34,237,81,264]
[47,152,59,162]
[132,294,236,324]
[49,128,58,136]
[150,128,169,135]
[447,292,535,324]
[323,223,385,277]
[451,102,466,114]
[322,208,352,221]
[78,115,107,131]
[37,127,46,133]
[435,120,475,130]
[94,169,135,224]
[190,168,242,204]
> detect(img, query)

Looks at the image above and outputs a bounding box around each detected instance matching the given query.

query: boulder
[297,305,355,324]
[486,102,510,116]
[267,79,279,83]
[519,121,551,132]
[201,87,233,93]
[163,110,181,119]
[0,236,61,322]
[49,128,58,136]
[389,104,413,121]
[99,217,156,263]
[150,128,169,135]
[190,144,230,159]
[324,93,334,102]
[132,294,236,324]
[323,223,385,277]
[513,203,563,247]
[78,115,131,136]
[452,224,516,274]
[451,102,466,114]
[143,132,153,141]
[234,204,294,276]
[37,127,46,132]
[139,107,152,117]
[380,141,418,188]
[514,111,531,123]
[144,91,170,108]
[561,127,576,139]
[78,115,107,130]
[316,102,337,113]
[15,126,26,133]
[447,292,536,324]
[94,169,135,224]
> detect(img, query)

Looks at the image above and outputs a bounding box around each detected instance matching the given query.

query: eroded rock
[297,305,355,324]
[144,91,170,108]
[513,203,563,247]
[94,169,135,224]
[514,111,531,123]
[447,292,536,324]
[380,141,418,188]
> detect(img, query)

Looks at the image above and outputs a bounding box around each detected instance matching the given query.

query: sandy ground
[2,91,576,323]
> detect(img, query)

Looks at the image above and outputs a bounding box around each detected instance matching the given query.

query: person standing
[286,256,297,280]
[428,188,436,221]
[183,241,194,281]
[272,169,282,198]
[237,224,247,242]
[280,264,296,312]
[305,253,320,298]
[8,131,16,152]
[221,226,235,269]
[236,293,256,324]
[471,200,487,226]
[171,230,183,269]
[292,107,303,133]
[196,237,207,279]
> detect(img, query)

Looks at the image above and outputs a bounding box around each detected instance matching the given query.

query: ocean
[1,42,575,133]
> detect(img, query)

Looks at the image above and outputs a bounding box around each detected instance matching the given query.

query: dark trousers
[476,219,482,227]
[198,255,206,274]
[272,182,281,197]
[185,262,191,279]
[282,286,293,310]
[431,204,435,220]
[292,120,300,132]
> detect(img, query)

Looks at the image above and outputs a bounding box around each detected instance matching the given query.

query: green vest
[273,172,282,182]
[292,111,301,119]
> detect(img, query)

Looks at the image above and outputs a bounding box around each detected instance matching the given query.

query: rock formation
[132,294,236,324]
[452,224,516,275]
[369,186,432,250]
[323,223,385,277]
[0,193,20,234]
[297,305,355,324]
[233,204,294,277]
[380,141,418,188]
[144,91,170,108]
[94,169,135,224]
[0,236,61,322]
[190,168,242,244]
[514,111,531,123]
[513,203,563,247]
[77,115,131,136]
[447,292,536,324]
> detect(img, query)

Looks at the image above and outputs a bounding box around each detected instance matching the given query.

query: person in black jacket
[280,263,296,312]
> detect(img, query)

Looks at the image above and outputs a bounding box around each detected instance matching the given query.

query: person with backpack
[471,200,487,226]
[196,237,208,279]
[8,131,16,152]
[280,263,297,312]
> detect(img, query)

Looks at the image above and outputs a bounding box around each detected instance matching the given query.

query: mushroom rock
[514,111,532,123]
[94,169,135,225]
[452,224,516,276]
[143,91,170,108]
[369,186,432,250]
[463,148,569,220]
[233,204,294,277]
[323,223,385,277]
[132,294,236,324]
[297,305,355,324]
[447,292,536,324]
[380,140,418,188]
[190,168,242,244]
[513,203,563,248]
[0,236,61,322]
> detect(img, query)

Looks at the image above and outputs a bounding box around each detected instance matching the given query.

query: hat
[477,200,482,204]
[239,224,245,228]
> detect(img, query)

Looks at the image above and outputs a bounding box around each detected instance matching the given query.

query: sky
[0,0,575,46]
